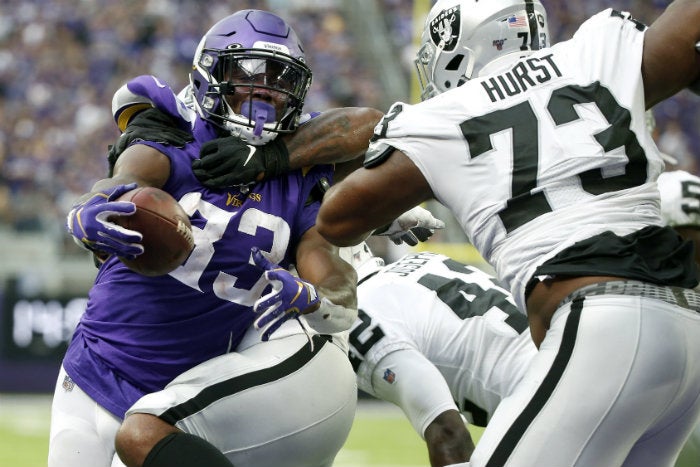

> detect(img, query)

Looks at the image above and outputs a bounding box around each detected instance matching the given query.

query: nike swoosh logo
[243,145,257,166]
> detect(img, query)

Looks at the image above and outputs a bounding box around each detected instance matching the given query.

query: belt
[558,280,700,313]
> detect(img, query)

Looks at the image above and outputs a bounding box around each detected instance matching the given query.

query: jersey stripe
[158,334,331,424]
[525,0,540,50]
[484,298,583,466]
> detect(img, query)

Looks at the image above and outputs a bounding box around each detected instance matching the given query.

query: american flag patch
[507,15,527,28]
[383,369,396,384]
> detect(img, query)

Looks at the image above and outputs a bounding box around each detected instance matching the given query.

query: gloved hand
[373,205,446,246]
[251,247,321,341]
[107,108,193,175]
[193,136,289,188]
[66,183,144,259]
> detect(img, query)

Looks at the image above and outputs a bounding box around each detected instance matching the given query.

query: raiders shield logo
[430,5,460,51]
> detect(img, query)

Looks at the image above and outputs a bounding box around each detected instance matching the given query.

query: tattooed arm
[282,107,383,180]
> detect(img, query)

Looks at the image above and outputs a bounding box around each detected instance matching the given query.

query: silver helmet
[415,0,549,100]
[338,242,385,283]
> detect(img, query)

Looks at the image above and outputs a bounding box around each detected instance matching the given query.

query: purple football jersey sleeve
[63,76,332,418]
[121,74,195,131]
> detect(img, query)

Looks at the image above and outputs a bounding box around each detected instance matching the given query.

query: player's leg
[115,413,233,467]
[469,295,700,467]
[622,398,700,467]
[118,333,356,467]
[621,302,700,467]
[48,366,122,467]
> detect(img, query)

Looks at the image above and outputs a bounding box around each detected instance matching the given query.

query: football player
[658,169,700,266]
[316,1,700,466]
[51,10,362,467]
[342,242,536,467]
[341,171,700,467]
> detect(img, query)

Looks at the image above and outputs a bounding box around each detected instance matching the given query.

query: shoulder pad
[112,75,195,132]
[363,141,396,168]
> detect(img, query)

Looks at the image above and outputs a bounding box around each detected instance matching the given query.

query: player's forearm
[303,274,357,334]
[315,275,357,310]
[295,231,358,333]
[283,107,383,169]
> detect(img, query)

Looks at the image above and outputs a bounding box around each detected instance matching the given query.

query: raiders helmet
[415,0,550,100]
[338,242,385,283]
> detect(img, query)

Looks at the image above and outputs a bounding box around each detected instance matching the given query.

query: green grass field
[0,395,52,467]
[0,394,483,467]
[4,394,699,467]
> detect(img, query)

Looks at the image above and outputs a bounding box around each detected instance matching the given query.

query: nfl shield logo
[430,5,460,51]
[383,368,396,384]
[62,375,75,392]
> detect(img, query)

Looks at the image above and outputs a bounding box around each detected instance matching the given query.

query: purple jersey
[63,75,333,418]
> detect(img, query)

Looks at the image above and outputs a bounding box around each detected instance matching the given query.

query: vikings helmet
[415,0,549,101]
[190,10,312,144]
[338,242,385,283]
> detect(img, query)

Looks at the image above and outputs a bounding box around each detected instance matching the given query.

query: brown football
[113,186,194,276]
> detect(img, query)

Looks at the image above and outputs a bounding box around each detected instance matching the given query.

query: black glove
[107,108,193,175]
[193,135,290,188]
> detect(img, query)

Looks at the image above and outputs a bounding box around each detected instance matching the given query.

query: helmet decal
[251,40,291,55]
[505,14,528,28]
[430,5,460,52]
[338,242,384,282]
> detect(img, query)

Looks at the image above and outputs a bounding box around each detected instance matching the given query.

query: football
[112,186,194,276]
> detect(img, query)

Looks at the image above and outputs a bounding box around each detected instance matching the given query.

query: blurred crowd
[0,0,698,245]
[0,0,389,241]
[542,0,700,175]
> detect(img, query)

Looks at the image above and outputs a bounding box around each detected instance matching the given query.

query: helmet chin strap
[241,100,276,137]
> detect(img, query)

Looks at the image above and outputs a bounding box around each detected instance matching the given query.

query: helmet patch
[505,14,528,28]
[430,5,460,51]
[252,40,290,55]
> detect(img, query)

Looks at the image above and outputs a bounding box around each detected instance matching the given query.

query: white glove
[374,206,445,246]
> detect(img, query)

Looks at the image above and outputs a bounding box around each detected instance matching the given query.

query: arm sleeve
[369,348,460,439]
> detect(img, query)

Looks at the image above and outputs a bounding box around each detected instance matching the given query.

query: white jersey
[368,9,665,310]
[348,251,536,430]
[658,170,700,228]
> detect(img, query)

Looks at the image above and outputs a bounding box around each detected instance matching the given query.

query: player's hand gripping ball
[113,187,194,276]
